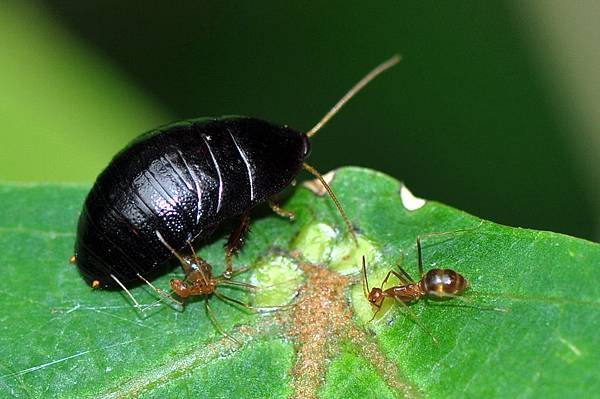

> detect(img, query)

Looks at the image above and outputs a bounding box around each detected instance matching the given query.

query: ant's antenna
[306,54,401,138]
[362,256,370,299]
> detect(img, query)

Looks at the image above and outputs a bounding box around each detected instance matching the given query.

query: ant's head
[170,278,191,299]
[367,287,385,308]
[422,269,469,299]
[361,256,385,308]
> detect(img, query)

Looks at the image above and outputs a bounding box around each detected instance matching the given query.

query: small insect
[72,55,401,298]
[362,234,471,342]
[154,231,260,341]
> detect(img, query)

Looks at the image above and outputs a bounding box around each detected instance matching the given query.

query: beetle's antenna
[303,162,358,245]
[306,54,401,139]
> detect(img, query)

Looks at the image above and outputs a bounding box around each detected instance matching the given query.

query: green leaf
[0,167,598,398]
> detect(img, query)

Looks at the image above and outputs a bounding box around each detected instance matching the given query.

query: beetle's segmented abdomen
[75,117,306,287]
[76,123,222,286]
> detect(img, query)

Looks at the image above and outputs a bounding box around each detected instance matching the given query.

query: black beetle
[73,55,400,291]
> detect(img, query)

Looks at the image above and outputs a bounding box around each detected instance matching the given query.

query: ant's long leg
[430,292,508,313]
[368,301,384,323]
[224,264,254,278]
[268,198,296,221]
[381,270,412,289]
[391,270,414,285]
[214,291,294,312]
[224,212,251,279]
[110,274,143,310]
[393,253,416,284]
[418,220,485,241]
[417,237,425,278]
[393,298,439,345]
[396,266,415,284]
[216,279,257,290]
[204,296,239,345]
[416,221,485,277]
[136,273,183,307]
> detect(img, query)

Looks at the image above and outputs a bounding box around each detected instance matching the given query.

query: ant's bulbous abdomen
[422,269,469,298]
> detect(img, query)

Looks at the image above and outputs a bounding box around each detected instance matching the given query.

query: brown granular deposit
[288,261,417,399]
[289,262,352,399]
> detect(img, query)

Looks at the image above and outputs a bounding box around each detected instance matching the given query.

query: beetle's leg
[224,212,251,279]
[268,199,296,221]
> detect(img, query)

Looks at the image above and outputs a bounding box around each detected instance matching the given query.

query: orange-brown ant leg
[109,274,143,311]
[136,273,183,307]
[392,297,439,345]
[223,264,255,279]
[396,263,416,284]
[214,291,294,312]
[268,199,296,221]
[214,291,257,313]
[429,292,508,313]
[216,279,257,290]
[417,237,425,278]
[204,296,239,345]
[368,300,385,323]
[392,270,415,285]
[224,212,251,279]
[381,270,412,289]
[416,221,486,276]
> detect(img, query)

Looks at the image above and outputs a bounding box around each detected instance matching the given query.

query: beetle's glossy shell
[75,116,308,287]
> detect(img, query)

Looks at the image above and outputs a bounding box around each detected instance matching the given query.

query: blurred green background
[1,1,598,241]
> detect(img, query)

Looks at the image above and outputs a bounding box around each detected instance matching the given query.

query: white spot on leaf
[400,184,426,210]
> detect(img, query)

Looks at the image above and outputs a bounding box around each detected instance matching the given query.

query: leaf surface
[0,168,598,398]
